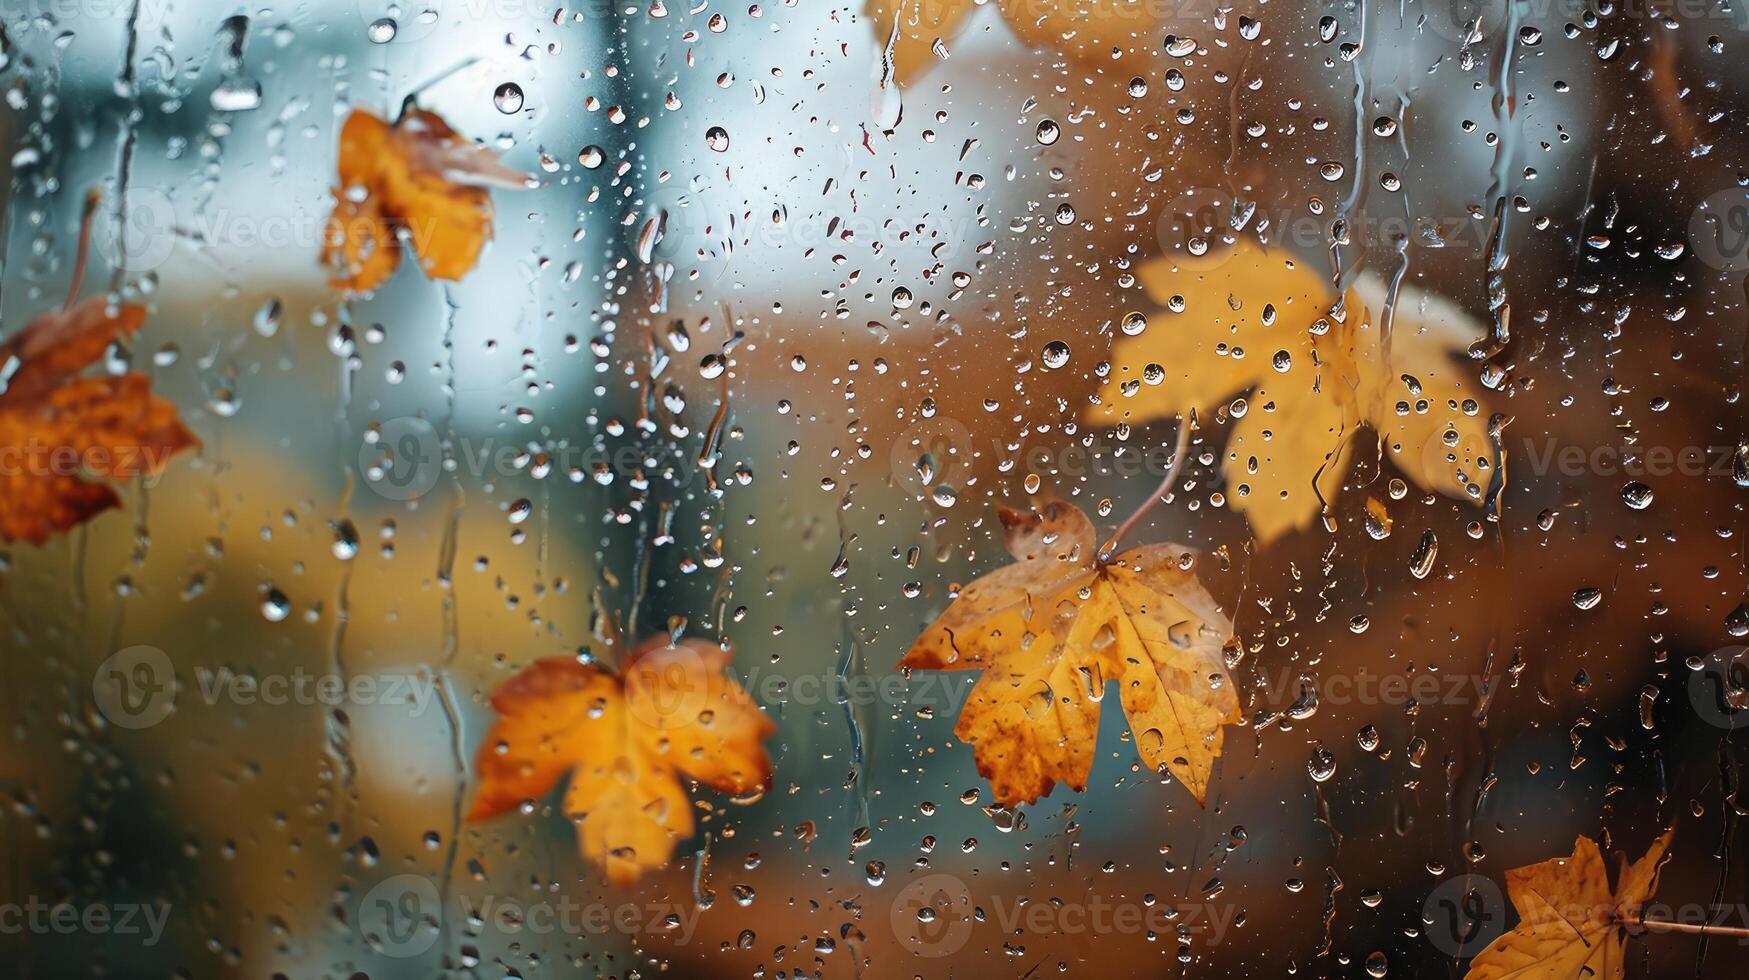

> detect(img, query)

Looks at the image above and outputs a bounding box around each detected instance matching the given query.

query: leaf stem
[1626,912,1749,939]
[1101,418,1193,560]
[400,56,483,115]
[65,189,102,312]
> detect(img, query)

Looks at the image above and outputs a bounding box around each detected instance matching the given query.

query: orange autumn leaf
[322,106,530,292]
[0,296,197,544]
[901,498,1240,806]
[1464,830,1673,980]
[468,637,775,887]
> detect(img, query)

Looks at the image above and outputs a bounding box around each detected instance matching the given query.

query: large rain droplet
[493,82,524,114]
[1041,341,1070,369]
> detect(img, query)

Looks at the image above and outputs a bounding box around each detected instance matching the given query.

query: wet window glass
[3,0,1749,975]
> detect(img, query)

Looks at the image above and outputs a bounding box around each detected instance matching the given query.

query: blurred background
[2,0,1749,976]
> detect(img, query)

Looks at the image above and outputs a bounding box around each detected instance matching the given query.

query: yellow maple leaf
[1083,241,1496,544]
[901,497,1240,806]
[866,0,1159,86]
[1465,830,1673,980]
[468,638,775,887]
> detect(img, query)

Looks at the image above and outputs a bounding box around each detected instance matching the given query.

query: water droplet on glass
[210,79,263,112]
[254,298,282,337]
[332,521,359,561]
[261,589,290,622]
[493,82,524,114]
[1620,481,1653,510]
[1409,530,1438,579]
